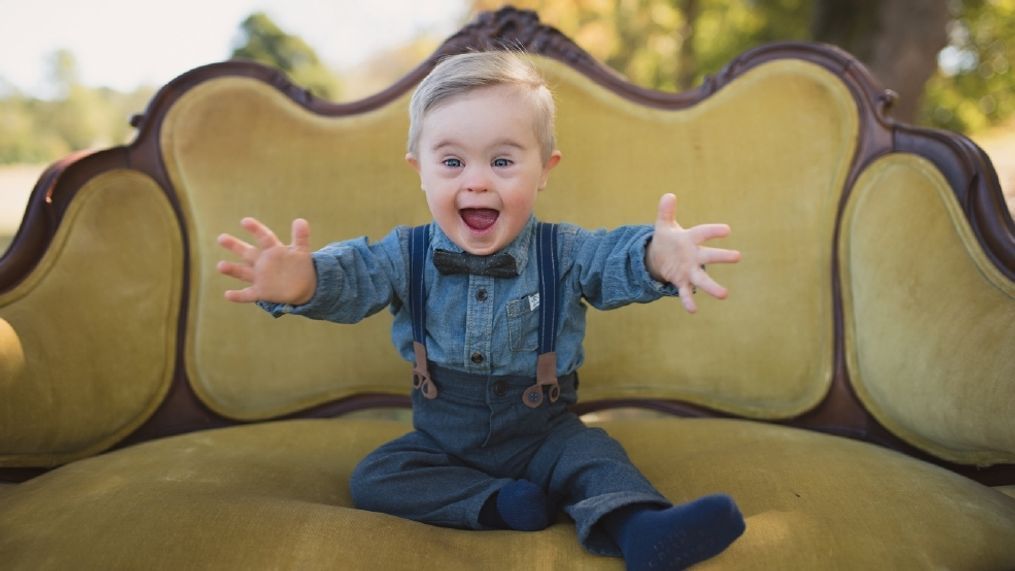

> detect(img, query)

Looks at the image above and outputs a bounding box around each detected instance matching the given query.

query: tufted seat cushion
[1,418,1013,569]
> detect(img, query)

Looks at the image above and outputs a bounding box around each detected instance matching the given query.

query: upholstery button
[471,352,485,364]
[476,288,488,301]
[493,380,508,396]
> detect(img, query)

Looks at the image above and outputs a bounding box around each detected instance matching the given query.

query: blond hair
[407,51,557,163]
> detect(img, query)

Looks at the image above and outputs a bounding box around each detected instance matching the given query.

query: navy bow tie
[433,249,519,277]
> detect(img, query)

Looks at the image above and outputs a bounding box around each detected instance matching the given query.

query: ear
[538,150,562,190]
[405,153,420,174]
[406,153,426,192]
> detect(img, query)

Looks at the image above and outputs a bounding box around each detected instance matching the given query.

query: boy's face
[407,85,561,256]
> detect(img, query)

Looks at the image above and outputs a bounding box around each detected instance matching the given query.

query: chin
[455,222,503,255]
[459,238,502,256]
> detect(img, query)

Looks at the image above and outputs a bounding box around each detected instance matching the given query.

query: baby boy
[217,51,745,570]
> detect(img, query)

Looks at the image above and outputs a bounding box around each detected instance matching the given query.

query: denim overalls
[349,223,670,556]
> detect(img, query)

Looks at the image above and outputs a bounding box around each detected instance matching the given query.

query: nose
[461,165,489,192]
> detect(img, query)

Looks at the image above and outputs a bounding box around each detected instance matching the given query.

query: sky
[0,0,468,98]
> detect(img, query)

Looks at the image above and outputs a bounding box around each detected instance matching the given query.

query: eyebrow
[431,140,459,153]
[430,139,527,153]
[491,140,526,151]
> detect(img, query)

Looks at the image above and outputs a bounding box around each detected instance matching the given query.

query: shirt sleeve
[257,226,408,323]
[566,224,678,310]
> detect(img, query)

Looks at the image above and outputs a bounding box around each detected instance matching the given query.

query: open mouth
[460,208,499,231]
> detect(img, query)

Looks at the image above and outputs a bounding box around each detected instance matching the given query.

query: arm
[572,193,740,313]
[570,223,670,311]
[216,217,403,323]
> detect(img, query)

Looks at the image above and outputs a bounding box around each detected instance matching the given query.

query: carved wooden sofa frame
[1,8,1013,569]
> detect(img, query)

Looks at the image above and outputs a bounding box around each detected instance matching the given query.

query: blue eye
[443,158,463,168]
[492,158,513,167]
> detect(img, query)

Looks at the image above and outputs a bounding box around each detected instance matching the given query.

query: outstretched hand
[646,193,741,313]
[216,217,316,305]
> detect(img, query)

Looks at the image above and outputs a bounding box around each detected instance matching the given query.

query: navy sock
[602,494,745,570]
[479,480,551,531]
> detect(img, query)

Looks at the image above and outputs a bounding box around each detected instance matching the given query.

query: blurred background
[1,0,1013,254]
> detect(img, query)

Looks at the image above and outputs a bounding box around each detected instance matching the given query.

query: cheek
[424,188,459,221]
[422,177,450,199]
[505,185,538,210]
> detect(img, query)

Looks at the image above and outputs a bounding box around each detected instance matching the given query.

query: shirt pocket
[506,293,540,353]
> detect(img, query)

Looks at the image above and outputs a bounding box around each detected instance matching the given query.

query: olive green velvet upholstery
[2,419,1014,569]
[542,60,853,418]
[0,170,181,467]
[169,58,852,422]
[842,154,1015,466]
[1,34,1014,570]
[165,79,423,420]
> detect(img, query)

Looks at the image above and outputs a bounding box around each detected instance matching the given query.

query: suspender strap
[410,222,561,407]
[536,222,560,354]
[408,225,436,399]
[409,225,429,344]
[524,222,561,408]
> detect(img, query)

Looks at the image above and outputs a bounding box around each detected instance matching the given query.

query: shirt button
[493,380,508,396]
[476,288,488,302]
[470,352,485,364]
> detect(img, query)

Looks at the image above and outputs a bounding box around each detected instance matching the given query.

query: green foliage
[0,51,154,164]
[469,0,1013,133]
[0,11,339,166]
[231,12,341,100]
[691,0,812,85]
[0,95,70,163]
[469,0,812,91]
[920,0,1015,132]
[2,2,1011,168]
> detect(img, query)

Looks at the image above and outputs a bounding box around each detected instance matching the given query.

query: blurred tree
[341,36,445,101]
[675,0,698,90]
[48,49,81,98]
[920,0,1015,132]
[467,0,1012,131]
[0,50,155,164]
[43,51,106,151]
[811,0,949,123]
[691,0,811,85]
[0,94,70,163]
[468,0,811,92]
[231,12,341,100]
[1,11,345,166]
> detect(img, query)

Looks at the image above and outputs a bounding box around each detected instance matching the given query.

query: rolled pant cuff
[569,491,671,557]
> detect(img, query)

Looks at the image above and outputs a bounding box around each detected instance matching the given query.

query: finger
[241,217,282,251]
[693,271,728,300]
[678,284,698,314]
[688,224,731,243]
[216,260,254,283]
[217,233,257,261]
[656,193,677,228]
[291,218,311,252]
[224,287,260,304]
[700,246,742,265]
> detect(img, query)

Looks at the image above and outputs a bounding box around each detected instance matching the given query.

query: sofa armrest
[0,168,182,467]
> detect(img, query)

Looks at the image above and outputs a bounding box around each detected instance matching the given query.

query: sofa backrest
[1,8,1012,480]
[167,55,854,422]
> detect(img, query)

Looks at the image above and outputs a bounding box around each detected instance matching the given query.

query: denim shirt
[260,216,677,377]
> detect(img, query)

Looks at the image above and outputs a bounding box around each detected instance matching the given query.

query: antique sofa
[1,8,1013,569]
